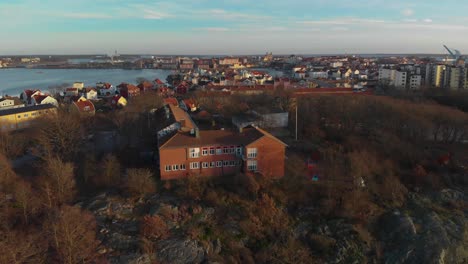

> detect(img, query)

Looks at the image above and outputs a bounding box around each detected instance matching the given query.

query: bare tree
[126,169,156,197]
[38,157,76,208]
[0,229,47,264]
[46,206,99,264]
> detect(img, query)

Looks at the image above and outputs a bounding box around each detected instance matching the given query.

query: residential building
[73,82,85,91]
[408,75,422,90]
[71,96,95,116]
[20,89,42,105]
[31,94,59,107]
[0,97,24,109]
[83,88,98,100]
[431,65,446,88]
[445,66,465,90]
[137,81,154,92]
[111,95,127,108]
[65,88,79,97]
[0,104,57,132]
[96,82,117,96]
[219,57,240,66]
[118,83,140,99]
[157,104,287,180]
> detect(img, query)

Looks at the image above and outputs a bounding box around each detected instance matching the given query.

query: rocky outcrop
[379,191,468,264]
[156,238,206,264]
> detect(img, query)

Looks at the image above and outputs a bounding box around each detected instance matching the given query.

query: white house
[32,95,59,107]
[83,88,98,100]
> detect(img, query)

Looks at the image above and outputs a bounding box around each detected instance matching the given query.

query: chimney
[195,128,200,138]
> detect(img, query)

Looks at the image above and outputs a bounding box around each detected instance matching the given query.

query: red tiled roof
[74,100,95,113]
[32,94,48,104]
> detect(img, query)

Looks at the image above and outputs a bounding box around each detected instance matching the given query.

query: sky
[0,0,467,55]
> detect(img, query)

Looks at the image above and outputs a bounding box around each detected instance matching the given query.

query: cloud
[62,13,112,19]
[401,8,414,16]
[194,27,230,32]
[298,18,385,25]
[142,9,172,20]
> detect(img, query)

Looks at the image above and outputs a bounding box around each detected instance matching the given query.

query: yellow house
[0,104,57,132]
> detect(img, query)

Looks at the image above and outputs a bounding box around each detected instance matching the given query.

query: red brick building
[158,104,286,180]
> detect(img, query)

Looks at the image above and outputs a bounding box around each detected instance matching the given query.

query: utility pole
[295,100,298,141]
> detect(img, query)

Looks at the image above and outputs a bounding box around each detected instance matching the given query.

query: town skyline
[1,0,467,55]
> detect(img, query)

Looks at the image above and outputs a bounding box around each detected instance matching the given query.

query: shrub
[126,169,156,197]
[141,215,169,240]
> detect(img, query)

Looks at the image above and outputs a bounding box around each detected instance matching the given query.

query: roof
[23,89,40,98]
[168,104,196,130]
[73,100,95,113]
[32,94,49,104]
[160,127,264,149]
[0,104,56,117]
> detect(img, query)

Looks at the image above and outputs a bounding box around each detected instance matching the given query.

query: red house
[137,81,154,92]
[117,83,140,99]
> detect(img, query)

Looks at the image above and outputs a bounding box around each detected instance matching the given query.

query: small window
[17,115,21,118]
[216,148,223,155]
[172,165,179,171]
[230,147,235,154]
[229,160,235,166]
[165,165,172,171]
[190,162,199,170]
[223,147,229,154]
[223,161,229,167]
[202,162,209,168]
[202,148,209,156]
[189,148,200,158]
[209,148,215,155]
[210,162,215,168]
[180,164,186,170]
[247,148,258,158]
[247,160,257,171]
[216,161,222,167]
[24,114,28,117]
[236,147,242,156]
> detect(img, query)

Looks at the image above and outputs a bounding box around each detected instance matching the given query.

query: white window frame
[236,147,242,156]
[172,165,179,171]
[165,165,172,171]
[190,162,199,170]
[202,162,209,168]
[216,148,223,155]
[223,147,229,154]
[247,148,258,158]
[189,148,200,158]
[210,162,215,168]
[247,160,257,171]
[209,148,215,155]
[216,161,222,167]
[180,164,186,170]
[202,148,209,156]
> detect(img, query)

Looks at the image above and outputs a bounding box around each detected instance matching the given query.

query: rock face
[379,191,468,264]
[156,238,205,264]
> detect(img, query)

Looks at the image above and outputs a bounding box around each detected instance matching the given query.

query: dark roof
[160,127,264,149]
[0,104,56,117]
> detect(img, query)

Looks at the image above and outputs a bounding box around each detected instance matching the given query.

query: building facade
[157,104,286,180]
[0,104,57,132]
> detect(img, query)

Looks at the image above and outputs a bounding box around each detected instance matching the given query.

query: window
[190,162,199,169]
[17,115,21,119]
[247,148,258,158]
[223,161,229,167]
[223,147,229,154]
[247,160,257,171]
[189,148,200,158]
[165,165,172,171]
[216,161,222,167]
[230,147,235,154]
[202,162,209,168]
[180,164,186,170]
[210,162,215,168]
[236,147,242,156]
[172,165,179,171]
[216,148,222,155]
[229,160,235,166]
[24,114,29,117]
[209,147,215,155]
[202,148,209,156]
[236,160,242,166]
